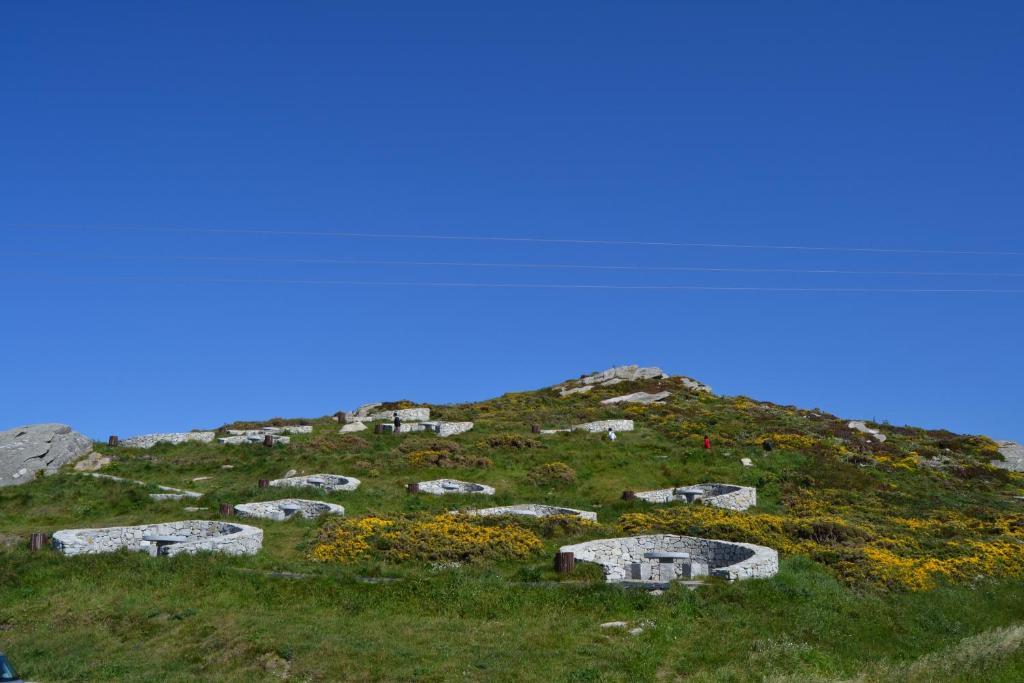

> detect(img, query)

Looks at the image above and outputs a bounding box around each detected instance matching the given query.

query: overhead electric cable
[8,224,1023,257]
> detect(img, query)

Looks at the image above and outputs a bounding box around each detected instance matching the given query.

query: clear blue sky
[2,2,1022,442]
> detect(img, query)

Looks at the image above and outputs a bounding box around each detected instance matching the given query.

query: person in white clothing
[607,427,617,441]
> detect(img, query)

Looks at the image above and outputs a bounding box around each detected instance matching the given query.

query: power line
[9,224,1023,257]
[8,250,1024,278]
[2,271,1022,293]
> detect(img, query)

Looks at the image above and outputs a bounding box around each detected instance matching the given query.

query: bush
[480,433,543,450]
[310,514,543,564]
[526,462,576,487]
[407,450,492,469]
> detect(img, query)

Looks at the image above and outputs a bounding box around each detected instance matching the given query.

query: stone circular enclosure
[463,504,596,521]
[633,483,756,511]
[234,498,345,521]
[416,479,495,495]
[52,520,263,557]
[268,474,360,492]
[559,534,777,583]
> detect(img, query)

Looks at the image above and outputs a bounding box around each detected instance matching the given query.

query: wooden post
[622,490,636,501]
[29,532,48,551]
[407,483,419,494]
[374,423,383,434]
[258,479,270,488]
[334,411,345,422]
[108,435,119,446]
[219,503,234,517]
[263,434,274,447]
[554,551,575,574]
[531,424,541,434]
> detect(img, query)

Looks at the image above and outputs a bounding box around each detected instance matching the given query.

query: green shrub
[527,462,576,487]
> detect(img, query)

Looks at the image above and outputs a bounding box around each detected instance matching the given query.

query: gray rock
[601,391,671,405]
[994,440,1024,472]
[0,423,93,486]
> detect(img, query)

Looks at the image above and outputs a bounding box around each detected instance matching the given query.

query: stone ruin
[540,419,635,435]
[462,504,597,521]
[119,431,216,449]
[632,483,756,511]
[339,405,473,438]
[234,498,345,521]
[268,473,361,492]
[414,479,495,496]
[52,520,263,557]
[559,534,778,584]
[218,425,312,446]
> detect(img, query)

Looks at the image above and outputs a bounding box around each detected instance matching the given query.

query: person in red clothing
[703,434,711,450]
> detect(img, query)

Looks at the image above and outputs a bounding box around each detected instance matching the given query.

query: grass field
[1,374,1023,681]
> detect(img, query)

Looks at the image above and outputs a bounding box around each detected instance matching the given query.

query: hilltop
[1,365,1023,682]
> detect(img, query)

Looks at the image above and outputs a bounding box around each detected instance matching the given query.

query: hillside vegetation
[1,370,1023,681]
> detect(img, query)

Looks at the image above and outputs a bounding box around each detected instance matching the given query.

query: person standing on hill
[607,427,617,441]
[762,439,774,454]
[393,412,402,433]
[703,434,711,450]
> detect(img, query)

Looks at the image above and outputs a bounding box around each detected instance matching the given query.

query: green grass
[1,375,1023,681]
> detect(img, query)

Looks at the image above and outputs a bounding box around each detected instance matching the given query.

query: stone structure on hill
[994,441,1024,472]
[52,520,263,557]
[268,474,361,492]
[415,479,495,495]
[120,431,216,449]
[601,391,671,405]
[234,498,345,521]
[574,419,634,433]
[462,504,597,521]
[554,365,711,397]
[559,534,778,584]
[848,421,887,442]
[632,483,756,511]
[0,423,93,486]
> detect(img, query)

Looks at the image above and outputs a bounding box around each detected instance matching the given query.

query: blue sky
[2,1,1022,441]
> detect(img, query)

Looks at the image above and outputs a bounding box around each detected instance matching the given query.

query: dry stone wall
[120,432,215,449]
[574,419,634,433]
[52,520,263,557]
[463,504,596,521]
[234,498,345,521]
[559,534,778,583]
[416,479,495,495]
[634,483,756,511]
[268,474,360,492]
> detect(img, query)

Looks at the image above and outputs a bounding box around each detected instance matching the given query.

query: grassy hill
[2,370,1024,681]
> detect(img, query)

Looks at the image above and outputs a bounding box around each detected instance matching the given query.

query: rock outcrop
[994,441,1024,472]
[0,423,93,486]
[601,391,671,405]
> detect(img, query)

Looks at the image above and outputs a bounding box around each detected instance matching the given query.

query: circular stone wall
[52,520,263,557]
[416,479,495,495]
[559,534,777,582]
[633,483,756,511]
[464,504,596,521]
[268,474,360,492]
[235,499,345,521]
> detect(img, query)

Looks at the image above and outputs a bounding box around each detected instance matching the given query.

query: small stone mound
[415,479,495,495]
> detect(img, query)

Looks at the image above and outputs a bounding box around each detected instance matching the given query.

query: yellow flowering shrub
[310,514,543,564]
[752,433,824,453]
